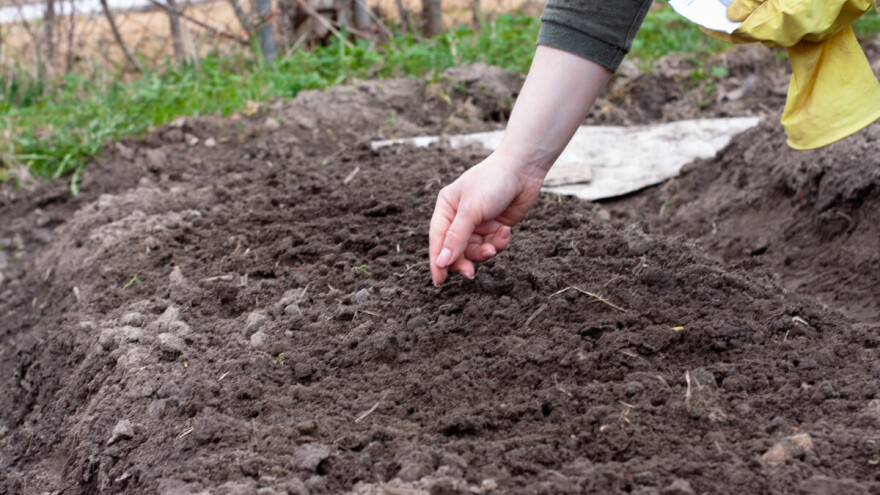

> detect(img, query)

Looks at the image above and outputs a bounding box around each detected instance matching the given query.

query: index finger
[429,192,456,286]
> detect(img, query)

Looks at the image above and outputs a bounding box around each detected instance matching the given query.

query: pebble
[250,331,267,348]
[763,433,814,466]
[107,419,134,445]
[292,443,332,471]
[204,137,217,148]
[157,333,184,358]
[246,311,268,331]
[294,362,313,380]
[264,117,281,130]
[169,269,186,287]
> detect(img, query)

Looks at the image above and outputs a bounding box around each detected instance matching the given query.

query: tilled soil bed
[608,118,880,324]
[2,61,880,495]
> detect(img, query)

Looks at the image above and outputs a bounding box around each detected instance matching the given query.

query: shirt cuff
[537,20,629,73]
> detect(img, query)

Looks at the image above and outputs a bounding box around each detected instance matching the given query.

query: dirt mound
[3,65,880,494]
[609,117,880,323]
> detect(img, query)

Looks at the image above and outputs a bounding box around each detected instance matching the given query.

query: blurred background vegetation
[1,0,878,186]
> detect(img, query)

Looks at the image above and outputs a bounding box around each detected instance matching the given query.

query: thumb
[435,209,479,269]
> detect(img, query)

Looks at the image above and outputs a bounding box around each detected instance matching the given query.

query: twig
[684,370,693,410]
[523,303,548,332]
[175,427,194,441]
[147,0,250,45]
[354,401,380,424]
[294,0,353,48]
[100,0,144,72]
[565,284,626,311]
[554,374,572,398]
[343,166,360,185]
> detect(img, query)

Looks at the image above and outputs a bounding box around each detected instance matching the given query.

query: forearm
[496,45,613,180]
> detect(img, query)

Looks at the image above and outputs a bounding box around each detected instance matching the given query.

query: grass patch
[630,2,729,64]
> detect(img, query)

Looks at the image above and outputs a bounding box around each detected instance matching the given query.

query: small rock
[169,269,186,287]
[292,443,332,472]
[250,331,267,348]
[296,420,319,435]
[277,478,309,495]
[662,478,695,495]
[145,149,167,170]
[99,327,119,349]
[763,433,815,466]
[185,133,199,146]
[406,316,429,330]
[246,311,268,331]
[116,142,135,160]
[108,419,134,445]
[360,331,398,362]
[294,362,313,380]
[348,288,370,306]
[481,479,498,492]
[204,137,217,148]
[157,332,184,359]
[798,475,868,495]
[633,471,656,486]
[264,117,281,130]
[121,312,146,327]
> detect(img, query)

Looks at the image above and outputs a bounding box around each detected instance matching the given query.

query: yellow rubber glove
[705,0,880,149]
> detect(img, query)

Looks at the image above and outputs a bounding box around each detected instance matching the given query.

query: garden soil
[2,53,880,495]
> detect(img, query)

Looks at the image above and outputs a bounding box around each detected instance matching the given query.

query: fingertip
[452,258,475,280]
[436,248,452,268]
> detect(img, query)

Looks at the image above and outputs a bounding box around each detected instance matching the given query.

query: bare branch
[226,0,255,36]
[293,0,353,48]
[146,0,251,45]
[99,0,144,72]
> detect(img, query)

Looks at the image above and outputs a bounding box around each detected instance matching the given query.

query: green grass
[4,4,879,187]
[854,11,880,36]
[630,3,729,63]
[1,14,540,186]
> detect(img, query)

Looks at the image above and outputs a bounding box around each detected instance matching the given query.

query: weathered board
[371,117,762,201]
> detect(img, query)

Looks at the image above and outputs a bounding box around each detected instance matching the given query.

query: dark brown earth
[2,49,880,495]
[606,118,880,324]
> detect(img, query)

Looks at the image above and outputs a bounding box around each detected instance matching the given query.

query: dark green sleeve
[537,0,653,72]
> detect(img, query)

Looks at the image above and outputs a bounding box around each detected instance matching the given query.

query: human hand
[429,151,545,286]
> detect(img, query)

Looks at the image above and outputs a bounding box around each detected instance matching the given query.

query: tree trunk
[421,0,442,37]
[166,0,187,64]
[255,0,277,63]
[352,0,370,33]
[65,2,78,74]
[472,0,482,32]
[44,0,56,75]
